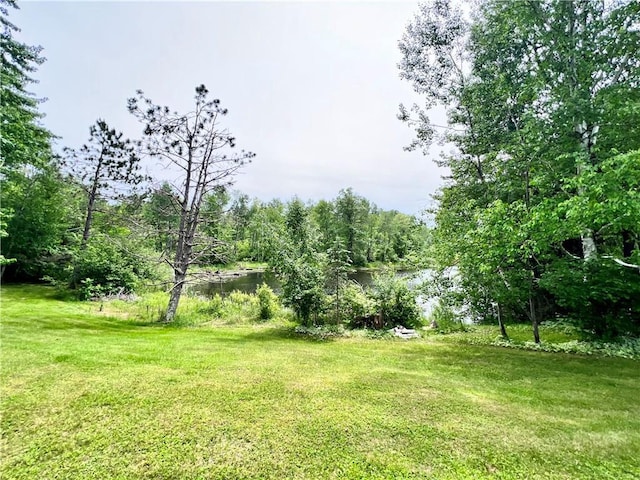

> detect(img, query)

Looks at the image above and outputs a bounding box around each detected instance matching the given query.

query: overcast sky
[15,1,448,215]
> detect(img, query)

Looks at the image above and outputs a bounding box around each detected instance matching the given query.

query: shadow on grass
[243,326,304,342]
[36,316,158,332]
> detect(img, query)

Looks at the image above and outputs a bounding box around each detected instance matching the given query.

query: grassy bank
[1,285,639,479]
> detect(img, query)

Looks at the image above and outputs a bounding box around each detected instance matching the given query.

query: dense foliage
[399,0,640,341]
[0,0,68,278]
[192,187,430,269]
[0,1,428,327]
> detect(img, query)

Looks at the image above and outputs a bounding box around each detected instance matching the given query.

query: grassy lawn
[1,285,639,479]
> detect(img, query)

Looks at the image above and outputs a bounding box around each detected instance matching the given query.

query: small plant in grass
[197,294,223,317]
[294,324,344,340]
[257,283,279,320]
[490,337,640,359]
[429,301,467,334]
[364,328,394,339]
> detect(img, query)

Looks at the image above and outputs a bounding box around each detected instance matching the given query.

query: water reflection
[193,269,383,297]
[191,269,435,318]
[194,270,280,297]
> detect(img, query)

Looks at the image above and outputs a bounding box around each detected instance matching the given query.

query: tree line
[3,0,638,339]
[399,0,640,340]
[1,0,427,322]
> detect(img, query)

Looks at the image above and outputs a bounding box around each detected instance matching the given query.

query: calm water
[192,269,435,317]
[194,270,280,297]
[193,269,381,297]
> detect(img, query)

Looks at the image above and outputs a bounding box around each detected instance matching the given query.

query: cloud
[17,1,447,214]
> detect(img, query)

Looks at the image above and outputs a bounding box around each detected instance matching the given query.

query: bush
[294,324,344,340]
[428,301,467,333]
[197,294,223,317]
[276,255,326,326]
[370,271,423,329]
[489,337,640,359]
[257,283,279,320]
[341,282,376,328]
[78,278,106,300]
[71,234,155,299]
[541,258,640,339]
[219,291,259,323]
[146,291,259,326]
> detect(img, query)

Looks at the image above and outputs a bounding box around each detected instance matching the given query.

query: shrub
[370,270,423,329]
[541,258,640,339]
[215,291,259,324]
[294,324,344,340]
[257,283,279,320]
[428,301,467,333]
[70,234,155,299]
[341,282,376,328]
[78,278,106,300]
[197,294,223,317]
[489,337,640,359]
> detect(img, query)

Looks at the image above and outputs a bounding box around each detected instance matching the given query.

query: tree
[325,237,354,324]
[199,186,234,263]
[143,182,181,254]
[128,85,254,322]
[285,197,311,250]
[245,199,285,263]
[470,0,640,337]
[312,199,335,252]
[1,166,73,280]
[0,0,51,171]
[269,197,325,326]
[399,0,640,340]
[229,192,251,242]
[334,188,370,266]
[0,0,71,280]
[64,120,147,248]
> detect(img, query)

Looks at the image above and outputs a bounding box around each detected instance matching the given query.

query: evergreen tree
[0,0,69,279]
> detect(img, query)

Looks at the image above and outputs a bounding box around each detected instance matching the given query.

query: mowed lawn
[1,286,639,479]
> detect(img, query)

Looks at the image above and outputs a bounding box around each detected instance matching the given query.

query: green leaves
[560,150,640,237]
[401,0,640,339]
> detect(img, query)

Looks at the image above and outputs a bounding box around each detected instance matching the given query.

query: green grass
[2,285,639,479]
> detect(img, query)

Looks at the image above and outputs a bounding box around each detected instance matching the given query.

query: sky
[14,1,448,215]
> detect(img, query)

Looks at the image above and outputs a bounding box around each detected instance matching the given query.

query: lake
[192,269,436,318]
[193,269,384,297]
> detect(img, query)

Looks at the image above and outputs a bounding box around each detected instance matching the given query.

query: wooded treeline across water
[2,0,639,341]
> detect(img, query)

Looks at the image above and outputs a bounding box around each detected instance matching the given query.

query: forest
[397,0,640,341]
[2,0,640,341]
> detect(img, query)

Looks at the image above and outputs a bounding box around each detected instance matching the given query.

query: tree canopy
[400,0,640,340]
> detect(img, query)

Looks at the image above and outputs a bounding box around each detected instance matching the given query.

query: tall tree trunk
[575,136,597,261]
[81,187,98,249]
[497,303,509,340]
[335,278,340,325]
[81,154,103,249]
[529,296,540,344]
[165,268,186,323]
